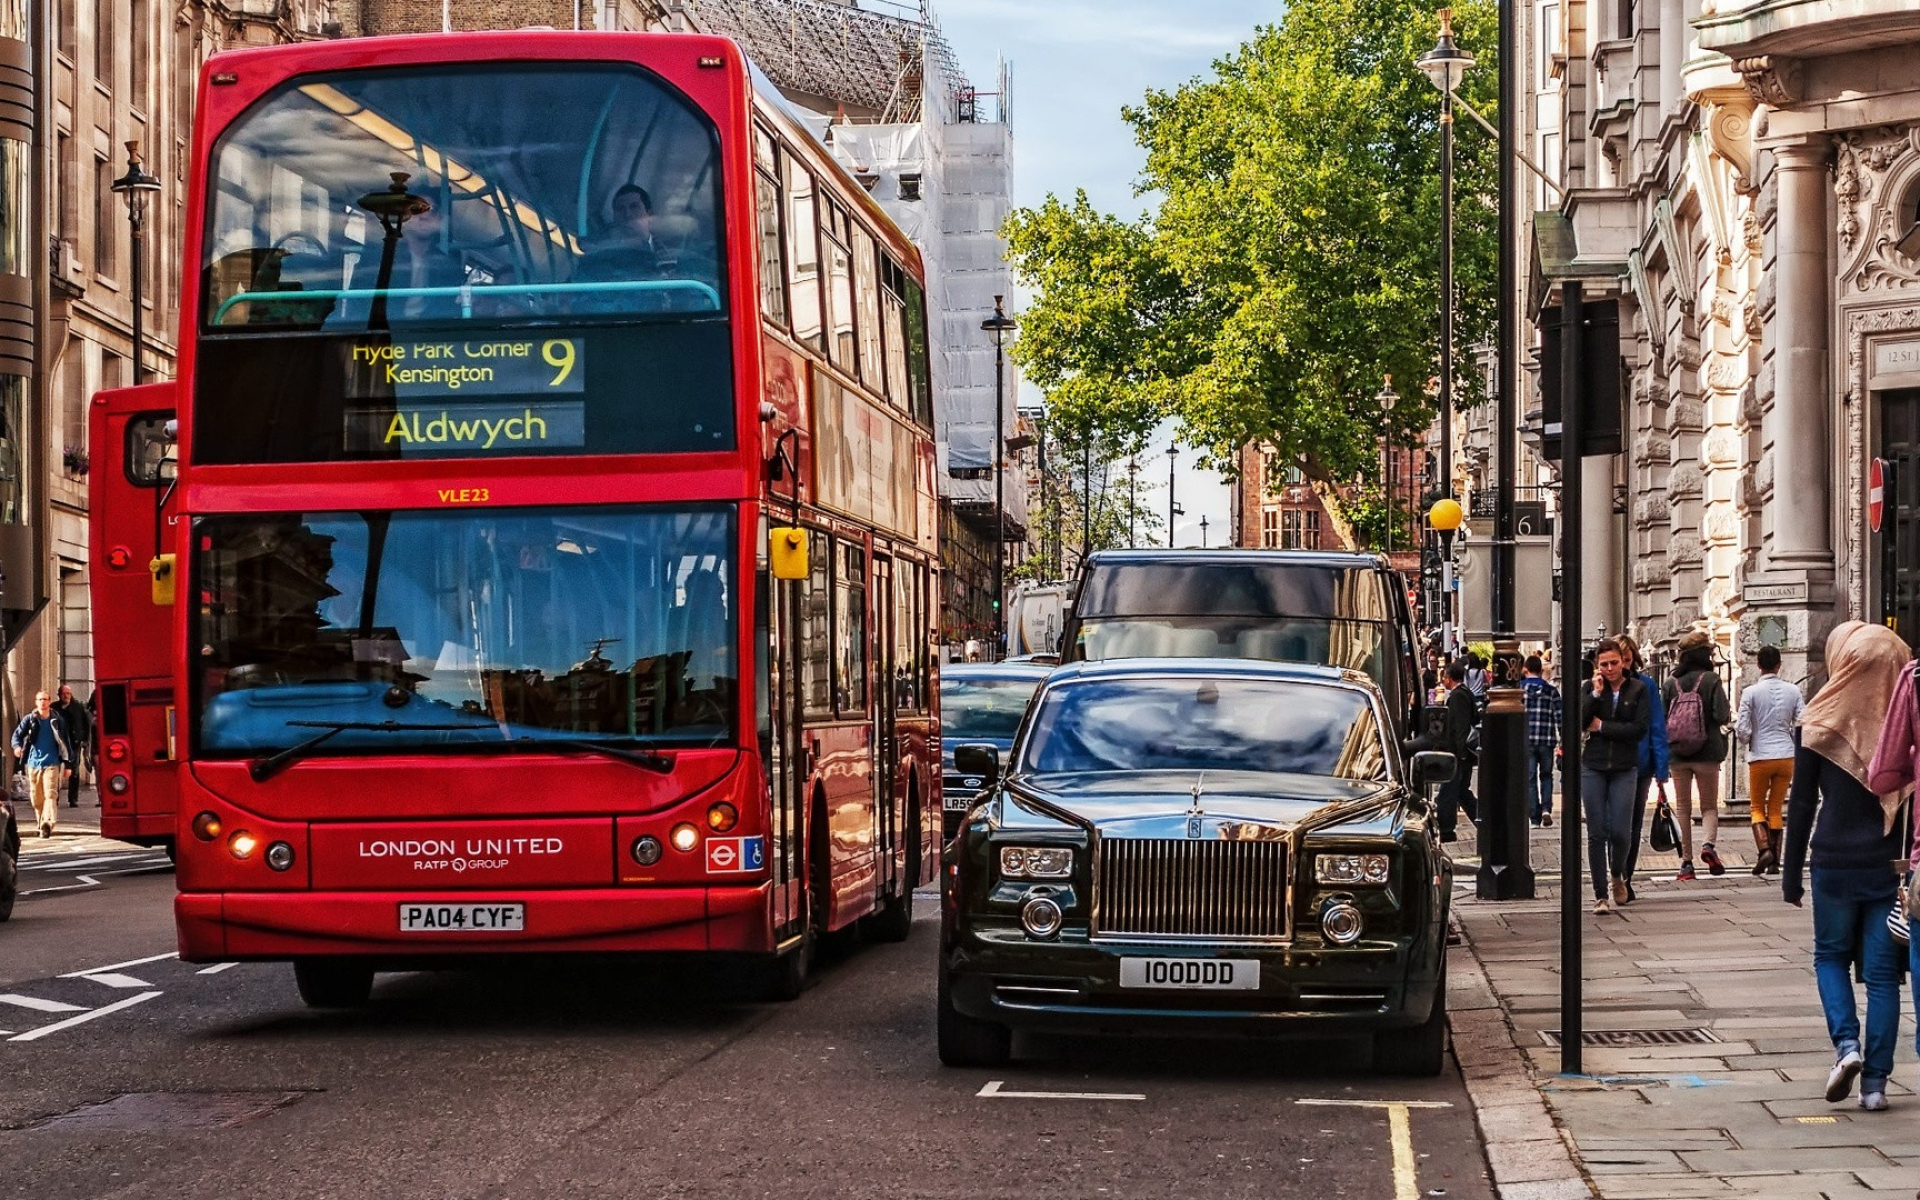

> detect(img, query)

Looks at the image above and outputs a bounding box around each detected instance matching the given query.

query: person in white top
[1735,644,1804,876]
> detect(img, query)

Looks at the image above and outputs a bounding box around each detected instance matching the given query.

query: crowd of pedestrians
[1440,624,1917,1113]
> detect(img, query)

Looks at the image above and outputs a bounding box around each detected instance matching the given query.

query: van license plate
[1118,957,1259,990]
[398,903,526,932]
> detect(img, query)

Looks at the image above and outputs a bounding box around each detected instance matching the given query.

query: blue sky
[934,0,1276,548]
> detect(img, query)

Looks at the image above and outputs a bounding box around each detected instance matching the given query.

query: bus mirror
[770,526,808,580]
[150,554,176,606]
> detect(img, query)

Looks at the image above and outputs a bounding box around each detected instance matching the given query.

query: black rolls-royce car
[937,658,1455,1074]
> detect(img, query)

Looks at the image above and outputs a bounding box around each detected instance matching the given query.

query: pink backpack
[1667,675,1707,757]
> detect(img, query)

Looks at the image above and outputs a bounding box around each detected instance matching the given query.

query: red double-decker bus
[94,30,943,1005]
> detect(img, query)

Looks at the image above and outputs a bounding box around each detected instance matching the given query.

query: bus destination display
[342,336,586,454]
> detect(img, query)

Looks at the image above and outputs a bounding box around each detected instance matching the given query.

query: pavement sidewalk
[1447,815,1919,1199]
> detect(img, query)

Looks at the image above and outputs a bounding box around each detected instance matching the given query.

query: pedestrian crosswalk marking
[0,994,88,1014]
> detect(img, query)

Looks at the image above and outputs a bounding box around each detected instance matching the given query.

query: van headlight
[998,846,1073,879]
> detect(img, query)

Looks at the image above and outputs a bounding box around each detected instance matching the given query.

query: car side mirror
[952,743,1000,789]
[1410,751,1456,790]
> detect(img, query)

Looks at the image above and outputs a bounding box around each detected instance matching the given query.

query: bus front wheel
[293,960,374,1008]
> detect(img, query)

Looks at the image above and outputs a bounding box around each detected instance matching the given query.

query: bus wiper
[520,737,676,774]
[250,720,491,782]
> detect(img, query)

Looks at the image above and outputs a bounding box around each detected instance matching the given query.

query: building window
[1261,508,1278,548]
[1281,509,1321,550]
[130,0,150,109]
[93,0,112,85]
[93,153,116,278]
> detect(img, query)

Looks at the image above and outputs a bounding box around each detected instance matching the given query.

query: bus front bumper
[175,883,773,961]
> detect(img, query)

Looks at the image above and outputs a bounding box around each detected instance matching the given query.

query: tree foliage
[1005,0,1499,493]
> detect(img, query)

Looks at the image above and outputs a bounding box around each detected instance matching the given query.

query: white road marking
[1294,1100,1453,1200]
[19,875,100,896]
[59,951,177,978]
[196,963,239,976]
[976,1080,1145,1101]
[81,972,154,989]
[7,991,162,1042]
[0,994,89,1013]
[19,853,156,872]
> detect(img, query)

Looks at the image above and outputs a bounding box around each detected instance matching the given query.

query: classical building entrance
[1878,389,1920,646]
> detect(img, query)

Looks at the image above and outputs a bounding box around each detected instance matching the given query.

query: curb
[1447,920,1596,1200]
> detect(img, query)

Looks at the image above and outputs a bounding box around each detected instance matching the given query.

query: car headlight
[998,845,1074,879]
[1315,853,1391,885]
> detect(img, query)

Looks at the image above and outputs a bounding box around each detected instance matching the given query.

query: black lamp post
[1377,377,1400,553]
[1199,515,1209,549]
[1417,12,1472,513]
[1166,442,1179,548]
[110,141,162,383]
[982,296,1018,654]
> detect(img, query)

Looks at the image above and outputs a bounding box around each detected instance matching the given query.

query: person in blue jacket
[1616,634,1670,903]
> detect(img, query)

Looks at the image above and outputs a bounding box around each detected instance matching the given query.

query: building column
[1767,138,1834,577]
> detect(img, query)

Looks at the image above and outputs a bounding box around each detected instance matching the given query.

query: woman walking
[1663,630,1732,879]
[1582,638,1651,915]
[1616,635,1670,903]
[1782,621,1906,1111]
[1865,650,1920,1096]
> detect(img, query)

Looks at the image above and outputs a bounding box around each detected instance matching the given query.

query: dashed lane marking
[81,973,154,990]
[19,853,163,872]
[196,963,239,976]
[59,951,177,979]
[1295,1100,1453,1200]
[977,1080,1145,1101]
[20,875,100,897]
[0,994,88,1014]
[7,991,162,1043]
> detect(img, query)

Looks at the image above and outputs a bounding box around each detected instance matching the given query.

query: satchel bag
[1892,874,1911,948]
[1648,793,1679,854]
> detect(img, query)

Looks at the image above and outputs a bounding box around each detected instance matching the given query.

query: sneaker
[1610,878,1628,905]
[1826,1048,1864,1102]
[1676,862,1696,881]
[1860,1091,1888,1112]
[1624,881,1638,904]
[1700,844,1725,876]
[1592,898,1610,915]
[1541,811,1553,827]
[38,822,51,839]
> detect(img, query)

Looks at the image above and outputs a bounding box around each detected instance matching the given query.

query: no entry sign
[1871,457,1887,533]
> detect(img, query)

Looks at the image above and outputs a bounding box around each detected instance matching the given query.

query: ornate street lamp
[1417,11,1472,513]
[1165,442,1179,548]
[1377,377,1400,553]
[1426,497,1463,658]
[110,141,162,383]
[982,297,1018,654]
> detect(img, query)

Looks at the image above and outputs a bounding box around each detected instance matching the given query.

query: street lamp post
[1417,11,1472,515]
[1377,377,1400,554]
[982,297,1017,654]
[1166,442,1179,548]
[1199,515,1209,548]
[1427,498,1462,659]
[110,141,163,383]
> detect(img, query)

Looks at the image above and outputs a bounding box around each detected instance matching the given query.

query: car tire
[1374,960,1447,1077]
[292,960,375,1009]
[937,968,1010,1067]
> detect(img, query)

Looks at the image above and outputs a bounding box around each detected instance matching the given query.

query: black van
[1058,550,1424,738]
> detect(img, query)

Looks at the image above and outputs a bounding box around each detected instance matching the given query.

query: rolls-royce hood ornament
[1186,772,1205,839]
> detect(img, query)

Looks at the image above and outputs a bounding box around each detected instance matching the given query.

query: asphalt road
[1,856,1497,1200]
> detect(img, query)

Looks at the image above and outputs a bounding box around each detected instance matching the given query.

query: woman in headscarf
[1783,621,1908,1112]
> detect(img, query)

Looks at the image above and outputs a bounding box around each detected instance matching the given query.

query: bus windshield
[193,505,737,757]
[203,64,725,330]
[193,64,734,466]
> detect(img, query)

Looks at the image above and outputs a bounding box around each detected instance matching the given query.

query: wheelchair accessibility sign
[706,836,765,874]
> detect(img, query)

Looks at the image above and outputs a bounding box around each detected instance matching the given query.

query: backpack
[1667,674,1708,758]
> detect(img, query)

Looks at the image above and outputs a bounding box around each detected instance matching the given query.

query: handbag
[1894,872,1915,949]
[1648,793,1679,854]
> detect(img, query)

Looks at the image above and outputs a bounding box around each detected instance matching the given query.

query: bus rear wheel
[293,960,374,1008]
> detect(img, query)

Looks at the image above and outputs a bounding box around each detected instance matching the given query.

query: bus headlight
[228,831,259,860]
[108,774,130,795]
[631,835,663,866]
[670,823,700,853]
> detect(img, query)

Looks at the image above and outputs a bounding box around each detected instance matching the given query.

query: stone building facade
[1541,0,1920,692]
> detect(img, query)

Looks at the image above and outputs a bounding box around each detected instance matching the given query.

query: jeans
[1623,771,1655,881]
[1525,742,1555,822]
[1810,877,1901,1093]
[1580,766,1636,899]
[1437,768,1477,839]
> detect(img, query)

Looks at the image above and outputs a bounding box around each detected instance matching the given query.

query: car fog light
[670,823,700,853]
[229,831,259,860]
[265,841,296,872]
[108,774,130,795]
[192,811,222,841]
[1321,899,1364,945]
[706,802,738,832]
[1020,894,1064,939]
[631,835,663,866]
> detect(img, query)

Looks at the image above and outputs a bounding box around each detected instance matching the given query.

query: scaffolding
[683,0,966,122]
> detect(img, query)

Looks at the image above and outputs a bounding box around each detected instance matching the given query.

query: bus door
[88,384,180,849]
[873,554,899,897]
[767,565,805,942]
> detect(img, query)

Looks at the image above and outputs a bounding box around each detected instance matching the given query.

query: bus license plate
[1119,957,1259,990]
[398,903,526,933]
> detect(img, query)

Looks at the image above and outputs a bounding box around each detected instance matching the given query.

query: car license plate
[944,794,975,811]
[1119,957,1259,990]
[397,902,526,933]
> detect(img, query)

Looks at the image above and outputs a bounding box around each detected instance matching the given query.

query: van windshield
[1073,616,1389,687]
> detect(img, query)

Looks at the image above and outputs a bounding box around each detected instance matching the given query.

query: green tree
[1005,0,1498,511]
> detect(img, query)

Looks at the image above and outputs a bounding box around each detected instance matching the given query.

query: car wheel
[937,968,1010,1067]
[1374,961,1447,1077]
[292,960,375,1009]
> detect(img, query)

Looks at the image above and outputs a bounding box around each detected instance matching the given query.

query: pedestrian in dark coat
[1662,632,1732,879]
[1437,662,1479,842]
[1581,638,1651,913]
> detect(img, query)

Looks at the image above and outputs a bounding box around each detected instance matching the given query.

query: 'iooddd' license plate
[1118,957,1259,990]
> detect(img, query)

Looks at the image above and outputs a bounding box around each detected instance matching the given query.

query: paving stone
[1496,1178,1597,1200]
[1487,1138,1590,1183]
[1676,1148,1895,1173]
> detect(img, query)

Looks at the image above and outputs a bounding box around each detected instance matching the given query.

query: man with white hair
[10,690,73,838]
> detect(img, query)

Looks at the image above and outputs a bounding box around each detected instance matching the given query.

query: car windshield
[1018,677,1387,781]
[941,675,1043,742]
[1075,616,1389,685]
[193,505,736,756]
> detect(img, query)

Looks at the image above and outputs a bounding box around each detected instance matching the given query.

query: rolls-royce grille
[1095,839,1289,940]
